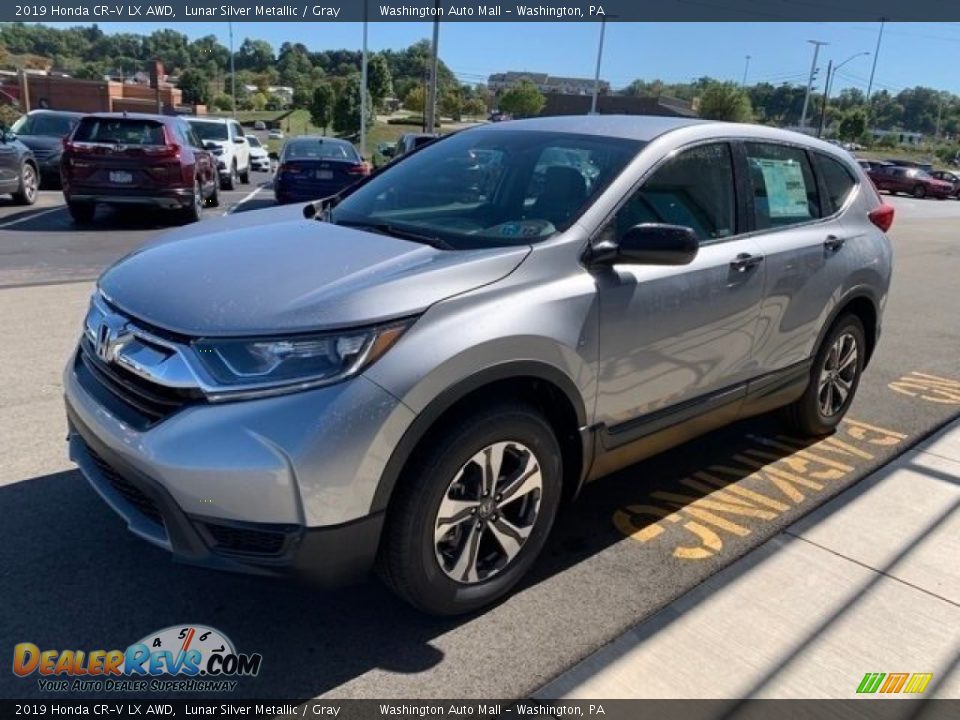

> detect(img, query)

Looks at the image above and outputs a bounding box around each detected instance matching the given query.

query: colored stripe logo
[857,672,932,694]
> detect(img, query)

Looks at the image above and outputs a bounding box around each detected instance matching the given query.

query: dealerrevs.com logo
[13,625,262,693]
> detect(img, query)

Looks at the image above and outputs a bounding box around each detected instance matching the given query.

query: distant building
[870,129,924,146]
[489,71,610,96]
[540,93,697,118]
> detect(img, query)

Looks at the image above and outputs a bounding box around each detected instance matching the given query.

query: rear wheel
[12,163,38,205]
[180,179,203,224]
[786,313,866,436]
[67,201,95,224]
[377,402,562,615]
[912,184,926,199]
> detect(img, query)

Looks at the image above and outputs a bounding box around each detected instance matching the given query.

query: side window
[813,153,857,215]
[232,123,245,141]
[186,126,203,148]
[610,142,736,243]
[744,142,820,230]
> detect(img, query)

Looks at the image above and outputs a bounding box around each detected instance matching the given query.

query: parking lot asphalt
[0,190,958,700]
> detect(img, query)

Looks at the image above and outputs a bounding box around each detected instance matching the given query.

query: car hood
[98,204,530,337]
[249,147,268,157]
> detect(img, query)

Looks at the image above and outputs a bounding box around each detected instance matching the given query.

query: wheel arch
[815,288,880,369]
[370,361,591,517]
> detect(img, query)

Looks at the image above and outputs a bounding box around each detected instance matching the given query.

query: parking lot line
[225,183,268,215]
[0,206,64,230]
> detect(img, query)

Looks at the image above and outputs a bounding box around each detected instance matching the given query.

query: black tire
[239,165,251,184]
[12,162,38,205]
[377,402,562,615]
[67,201,95,224]
[206,177,220,207]
[222,162,237,191]
[180,179,203,224]
[912,184,926,199]
[786,313,866,436]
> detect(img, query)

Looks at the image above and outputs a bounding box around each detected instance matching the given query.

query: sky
[39,21,960,96]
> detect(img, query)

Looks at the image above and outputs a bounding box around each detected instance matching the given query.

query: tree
[498,80,545,118]
[333,75,374,136]
[211,93,233,112]
[309,83,335,134]
[177,67,212,106]
[698,82,753,122]
[838,109,868,141]
[462,97,487,119]
[403,85,425,113]
[235,38,274,72]
[250,92,268,111]
[366,53,393,109]
[440,90,462,121]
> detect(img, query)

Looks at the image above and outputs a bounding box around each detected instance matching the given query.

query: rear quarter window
[813,153,858,215]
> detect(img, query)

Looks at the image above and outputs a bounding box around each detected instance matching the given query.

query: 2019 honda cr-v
[64,116,893,615]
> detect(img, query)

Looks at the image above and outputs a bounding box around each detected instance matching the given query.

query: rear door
[0,133,18,189]
[743,142,858,376]
[66,117,180,190]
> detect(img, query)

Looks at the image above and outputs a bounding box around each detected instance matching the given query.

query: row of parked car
[1,108,276,223]
[858,158,960,199]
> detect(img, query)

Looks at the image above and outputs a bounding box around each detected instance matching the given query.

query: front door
[593,142,765,435]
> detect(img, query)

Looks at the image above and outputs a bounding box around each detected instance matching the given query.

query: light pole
[866,18,886,101]
[818,51,870,138]
[742,55,751,86]
[800,40,828,129]
[424,0,440,134]
[229,21,236,118]
[590,19,606,115]
[360,2,368,159]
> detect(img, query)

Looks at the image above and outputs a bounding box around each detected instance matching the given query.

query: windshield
[283,140,358,161]
[246,136,262,148]
[189,121,229,141]
[12,113,79,137]
[330,129,643,249]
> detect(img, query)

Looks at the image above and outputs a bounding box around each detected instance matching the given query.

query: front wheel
[239,165,251,184]
[222,162,237,191]
[13,163,38,205]
[67,200,95,224]
[913,184,926,199]
[786,314,866,436]
[377,402,562,615]
[206,177,220,207]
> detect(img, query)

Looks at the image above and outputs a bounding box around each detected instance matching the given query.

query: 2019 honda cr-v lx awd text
[64,116,893,615]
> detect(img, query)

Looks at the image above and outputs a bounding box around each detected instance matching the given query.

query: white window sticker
[756,158,810,218]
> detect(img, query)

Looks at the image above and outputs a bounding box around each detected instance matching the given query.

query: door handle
[824,235,846,252]
[730,253,764,272]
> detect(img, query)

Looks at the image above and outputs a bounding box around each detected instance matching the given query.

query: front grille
[77,338,199,428]
[203,523,287,557]
[86,445,165,528]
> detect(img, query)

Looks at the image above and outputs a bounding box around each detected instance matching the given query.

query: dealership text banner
[5,0,960,22]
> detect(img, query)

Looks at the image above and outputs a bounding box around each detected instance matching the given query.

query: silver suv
[64,117,893,615]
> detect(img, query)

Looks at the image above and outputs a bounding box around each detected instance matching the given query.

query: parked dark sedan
[0,125,38,205]
[10,109,82,187]
[929,170,960,198]
[867,165,953,199]
[61,113,219,224]
[274,136,369,204]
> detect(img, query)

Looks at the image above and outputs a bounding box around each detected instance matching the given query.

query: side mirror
[268,151,279,160]
[589,223,699,266]
[203,141,219,150]
[233,136,246,144]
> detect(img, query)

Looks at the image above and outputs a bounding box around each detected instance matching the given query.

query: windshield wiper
[333,220,455,251]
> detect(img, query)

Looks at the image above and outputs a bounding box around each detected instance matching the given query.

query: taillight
[347,162,371,176]
[278,164,300,174]
[868,203,895,232]
[143,143,181,159]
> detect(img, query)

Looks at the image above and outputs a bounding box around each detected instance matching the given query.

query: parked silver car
[64,116,893,615]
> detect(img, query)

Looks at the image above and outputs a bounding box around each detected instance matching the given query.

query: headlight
[192,320,411,395]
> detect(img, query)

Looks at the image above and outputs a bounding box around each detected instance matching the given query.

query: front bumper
[63,348,415,584]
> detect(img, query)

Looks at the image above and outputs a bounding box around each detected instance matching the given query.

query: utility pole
[17,68,30,113]
[590,19,606,114]
[229,21,236,118]
[800,40,828,129]
[817,60,833,138]
[936,92,946,139]
[360,2,368,158]
[866,18,885,101]
[741,55,751,86]
[424,0,440,134]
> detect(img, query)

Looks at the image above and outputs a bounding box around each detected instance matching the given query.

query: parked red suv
[61,113,219,224]
[867,164,954,199]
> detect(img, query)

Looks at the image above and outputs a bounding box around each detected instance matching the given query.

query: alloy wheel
[434,441,543,584]
[817,331,858,417]
[22,165,37,202]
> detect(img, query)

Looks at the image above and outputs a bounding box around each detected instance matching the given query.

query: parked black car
[0,125,39,205]
[10,109,83,188]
